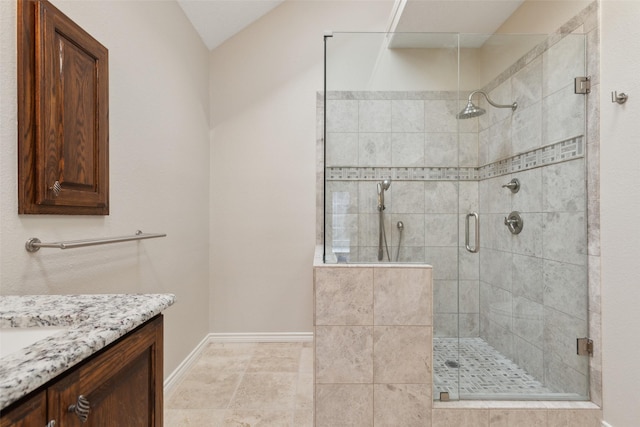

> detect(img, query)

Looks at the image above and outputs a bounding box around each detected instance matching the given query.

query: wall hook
[612,91,628,104]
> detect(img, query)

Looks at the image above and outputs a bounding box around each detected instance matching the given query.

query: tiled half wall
[314,264,433,425]
[312,259,602,426]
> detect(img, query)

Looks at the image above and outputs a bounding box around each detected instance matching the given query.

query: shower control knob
[504,211,523,235]
[502,178,520,193]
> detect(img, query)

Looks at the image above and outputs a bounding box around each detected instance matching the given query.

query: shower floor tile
[434,337,553,397]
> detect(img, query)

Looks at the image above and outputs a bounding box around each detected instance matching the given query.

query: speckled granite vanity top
[0,293,175,410]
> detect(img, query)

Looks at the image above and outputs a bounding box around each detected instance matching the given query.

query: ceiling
[390,0,526,48]
[178,0,525,51]
[177,0,285,50]
[393,0,525,34]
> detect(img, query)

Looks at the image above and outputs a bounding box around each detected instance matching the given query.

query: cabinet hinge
[577,337,594,356]
[574,76,591,94]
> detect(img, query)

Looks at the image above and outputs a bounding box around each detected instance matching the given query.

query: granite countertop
[0,293,175,410]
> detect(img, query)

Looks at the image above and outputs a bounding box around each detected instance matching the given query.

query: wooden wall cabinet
[0,316,163,427]
[18,0,109,215]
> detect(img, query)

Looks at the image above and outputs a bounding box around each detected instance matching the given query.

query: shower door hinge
[574,76,591,94]
[577,337,594,356]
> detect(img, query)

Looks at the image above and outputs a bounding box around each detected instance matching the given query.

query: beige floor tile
[230,372,298,410]
[222,409,293,426]
[186,354,252,377]
[164,409,227,426]
[201,342,257,359]
[295,373,314,410]
[247,345,302,373]
[299,347,314,374]
[167,341,311,425]
[166,372,242,409]
[293,408,314,427]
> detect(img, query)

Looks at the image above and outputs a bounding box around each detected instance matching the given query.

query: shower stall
[320,30,591,401]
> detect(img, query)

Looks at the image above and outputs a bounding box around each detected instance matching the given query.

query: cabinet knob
[46,420,56,427]
[50,181,62,197]
[68,394,90,423]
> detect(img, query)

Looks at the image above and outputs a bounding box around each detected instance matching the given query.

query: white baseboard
[163,334,210,398]
[164,332,313,396]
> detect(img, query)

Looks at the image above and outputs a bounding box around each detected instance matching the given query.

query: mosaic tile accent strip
[325,90,460,101]
[433,337,553,397]
[326,136,583,182]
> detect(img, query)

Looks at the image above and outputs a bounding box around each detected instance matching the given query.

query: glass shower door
[456,32,590,400]
[324,31,463,399]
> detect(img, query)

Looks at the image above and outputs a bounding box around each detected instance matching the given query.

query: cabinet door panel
[36,0,108,209]
[0,392,47,427]
[84,352,151,426]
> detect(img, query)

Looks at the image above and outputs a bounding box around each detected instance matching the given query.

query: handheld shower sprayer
[377,179,391,261]
[377,179,391,211]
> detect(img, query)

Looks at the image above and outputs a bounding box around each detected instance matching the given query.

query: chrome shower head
[381,179,391,191]
[457,99,486,119]
[457,90,517,119]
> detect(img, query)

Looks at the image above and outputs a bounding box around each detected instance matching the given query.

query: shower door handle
[465,212,479,253]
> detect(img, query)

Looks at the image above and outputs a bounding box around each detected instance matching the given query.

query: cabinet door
[47,316,163,426]
[18,0,109,215]
[0,391,47,427]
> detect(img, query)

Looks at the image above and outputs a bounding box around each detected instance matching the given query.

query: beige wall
[209,1,394,333]
[0,0,211,378]
[600,1,640,426]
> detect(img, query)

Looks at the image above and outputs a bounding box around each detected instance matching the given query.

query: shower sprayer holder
[502,178,520,193]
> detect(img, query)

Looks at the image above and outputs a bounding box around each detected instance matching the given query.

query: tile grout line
[224,343,257,415]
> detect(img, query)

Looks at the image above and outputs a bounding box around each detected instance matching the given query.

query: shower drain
[445,360,460,368]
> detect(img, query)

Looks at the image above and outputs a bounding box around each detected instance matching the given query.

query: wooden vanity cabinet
[0,315,163,427]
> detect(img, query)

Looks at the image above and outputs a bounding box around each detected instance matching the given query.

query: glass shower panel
[324,32,462,399]
[324,32,460,265]
[457,32,589,399]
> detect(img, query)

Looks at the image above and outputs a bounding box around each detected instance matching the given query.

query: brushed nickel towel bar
[25,230,166,252]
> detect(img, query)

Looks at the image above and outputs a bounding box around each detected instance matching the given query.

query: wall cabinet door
[18,0,109,215]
